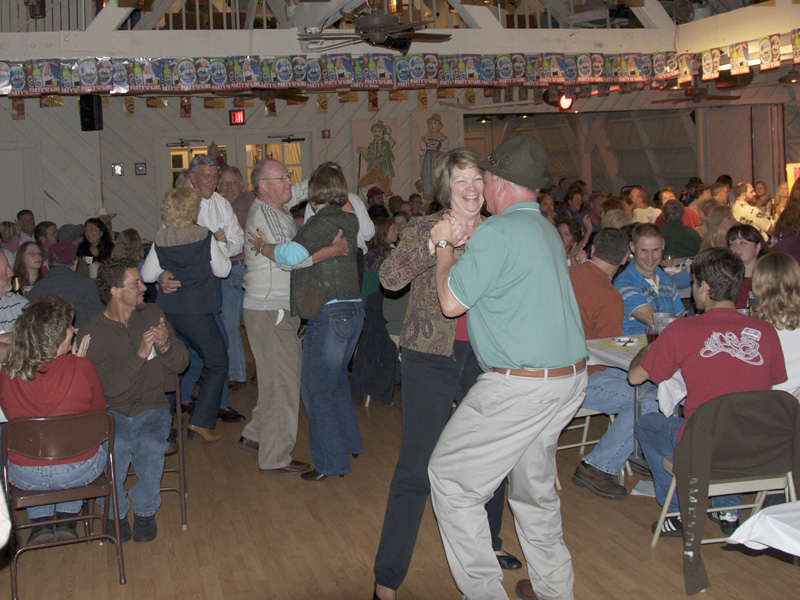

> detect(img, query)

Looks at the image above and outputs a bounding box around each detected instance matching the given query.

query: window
[245,142,302,190]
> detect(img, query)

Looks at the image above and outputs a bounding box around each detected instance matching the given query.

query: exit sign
[229,109,245,126]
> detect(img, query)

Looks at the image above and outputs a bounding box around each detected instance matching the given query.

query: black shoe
[26,517,54,546]
[132,514,157,543]
[54,512,79,541]
[107,516,132,543]
[708,511,740,536]
[496,550,522,570]
[652,515,682,537]
[301,469,345,482]
[218,407,246,423]
[571,461,628,500]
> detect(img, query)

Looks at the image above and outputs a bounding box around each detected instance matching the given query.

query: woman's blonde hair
[111,228,144,261]
[0,221,16,243]
[4,295,74,382]
[752,253,800,331]
[162,187,202,228]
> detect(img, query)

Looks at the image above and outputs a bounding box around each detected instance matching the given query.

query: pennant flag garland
[700,49,721,80]
[416,89,427,109]
[123,96,135,117]
[730,43,750,75]
[39,95,63,107]
[794,29,800,65]
[180,96,191,118]
[368,90,378,111]
[204,98,225,109]
[11,97,24,119]
[317,93,328,114]
[759,34,781,70]
[264,96,276,117]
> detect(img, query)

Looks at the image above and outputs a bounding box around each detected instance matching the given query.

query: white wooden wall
[1,92,797,238]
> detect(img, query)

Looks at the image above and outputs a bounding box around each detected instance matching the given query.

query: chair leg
[176,406,188,531]
[578,415,592,455]
[651,476,677,548]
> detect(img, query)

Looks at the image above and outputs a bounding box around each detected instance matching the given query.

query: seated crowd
[0,150,798,600]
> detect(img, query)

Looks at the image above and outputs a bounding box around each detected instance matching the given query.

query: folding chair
[1,410,126,600]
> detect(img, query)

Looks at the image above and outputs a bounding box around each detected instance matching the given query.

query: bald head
[252,159,293,208]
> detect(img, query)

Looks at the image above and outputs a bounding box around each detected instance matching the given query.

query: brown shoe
[228,380,245,392]
[515,579,538,600]
[249,372,258,386]
[218,407,246,423]
[259,460,311,475]
[571,461,628,500]
[237,436,259,453]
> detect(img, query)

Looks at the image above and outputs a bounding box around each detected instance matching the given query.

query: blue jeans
[582,368,658,475]
[111,408,171,518]
[8,446,108,519]
[220,262,247,383]
[635,412,741,516]
[301,301,365,476]
[170,312,228,427]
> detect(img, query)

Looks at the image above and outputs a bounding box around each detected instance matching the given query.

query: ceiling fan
[651,85,740,105]
[298,1,451,56]
[214,88,310,103]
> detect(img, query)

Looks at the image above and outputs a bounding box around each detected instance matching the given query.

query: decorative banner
[464,87,475,105]
[286,96,306,106]
[413,111,458,201]
[483,87,494,98]
[365,54,394,88]
[518,86,529,101]
[264,97,276,116]
[454,54,482,86]
[438,55,454,85]
[677,54,693,85]
[575,53,593,84]
[338,91,359,102]
[794,29,800,64]
[128,58,160,92]
[368,90,378,111]
[437,88,455,98]
[180,96,191,118]
[652,52,668,81]
[145,97,167,108]
[204,98,225,109]
[352,118,398,197]
[503,86,513,102]
[39,95,63,107]
[416,89,427,109]
[111,59,129,94]
[228,56,259,89]
[101,96,109,107]
[730,43,750,75]
[12,97,24,119]
[317,93,327,114]
[123,96,134,117]
[619,54,646,83]
[478,54,496,86]
[563,55,577,85]
[233,97,254,108]
[388,90,407,101]
[701,49,721,80]
[27,59,61,95]
[759,34,781,70]
[539,53,564,84]
[522,55,540,88]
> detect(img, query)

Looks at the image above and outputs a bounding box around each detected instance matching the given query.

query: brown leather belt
[231,257,245,266]
[491,359,587,378]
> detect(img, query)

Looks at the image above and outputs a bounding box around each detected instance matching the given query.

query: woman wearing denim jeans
[255,165,363,481]
[0,295,107,545]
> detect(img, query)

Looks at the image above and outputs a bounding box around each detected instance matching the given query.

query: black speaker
[79,95,103,131]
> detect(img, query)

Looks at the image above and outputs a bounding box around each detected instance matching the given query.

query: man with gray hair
[216,164,256,392]
[159,154,247,422]
[239,158,346,474]
[28,242,103,328]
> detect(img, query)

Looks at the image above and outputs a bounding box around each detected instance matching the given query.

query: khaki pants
[429,369,588,600]
[241,309,302,470]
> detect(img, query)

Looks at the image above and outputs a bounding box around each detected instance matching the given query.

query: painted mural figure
[357,120,395,196]
[419,113,449,201]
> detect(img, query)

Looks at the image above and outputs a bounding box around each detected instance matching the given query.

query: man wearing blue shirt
[614,223,684,335]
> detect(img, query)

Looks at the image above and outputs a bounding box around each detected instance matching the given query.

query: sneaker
[571,461,628,500]
[709,511,740,536]
[54,512,79,541]
[26,517,54,546]
[132,514,157,543]
[652,515,683,537]
[106,516,132,543]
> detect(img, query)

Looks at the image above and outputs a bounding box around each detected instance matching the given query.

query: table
[586,334,657,465]
[728,501,800,557]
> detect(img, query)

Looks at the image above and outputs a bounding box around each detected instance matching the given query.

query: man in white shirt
[16,210,36,244]
[631,187,661,224]
[159,155,246,422]
[731,181,773,240]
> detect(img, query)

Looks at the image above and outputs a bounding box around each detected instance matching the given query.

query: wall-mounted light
[477,115,492,124]
[543,89,574,111]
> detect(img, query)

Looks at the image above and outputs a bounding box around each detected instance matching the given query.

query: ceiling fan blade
[651,98,684,104]
[392,32,451,42]
[706,95,741,101]
[298,32,365,40]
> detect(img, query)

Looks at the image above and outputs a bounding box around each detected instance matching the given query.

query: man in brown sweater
[79,259,189,543]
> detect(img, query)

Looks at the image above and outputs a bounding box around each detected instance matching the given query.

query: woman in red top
[0,295,107,545]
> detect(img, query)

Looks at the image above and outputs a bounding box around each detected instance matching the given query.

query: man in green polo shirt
[428,135,588,600]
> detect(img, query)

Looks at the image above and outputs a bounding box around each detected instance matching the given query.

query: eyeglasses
[218,180,241,187]
[195,172,219,181]
[260,173,293,183]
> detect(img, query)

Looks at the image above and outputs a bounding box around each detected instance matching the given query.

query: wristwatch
[436,239,454,250]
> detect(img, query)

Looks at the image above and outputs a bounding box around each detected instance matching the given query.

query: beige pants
[429,369,588,600]
[241,309,302,470]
